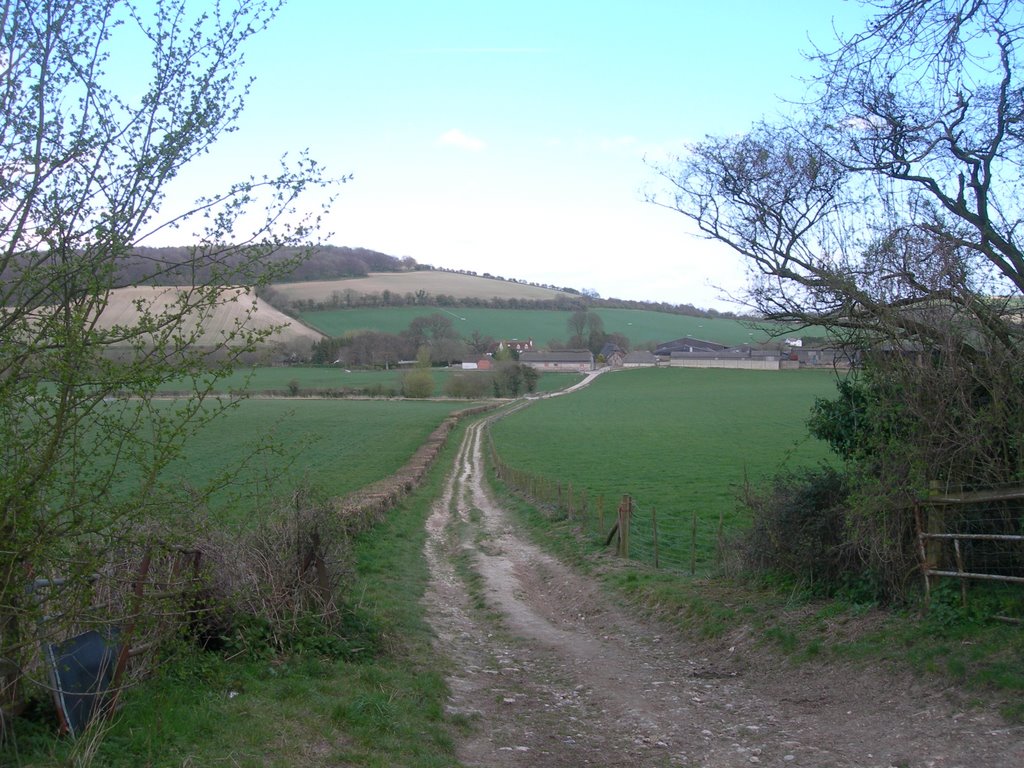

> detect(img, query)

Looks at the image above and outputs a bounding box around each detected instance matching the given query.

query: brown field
[96,286,324,348]
[270,271,568,303]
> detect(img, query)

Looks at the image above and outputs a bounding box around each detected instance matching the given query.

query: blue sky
[156,1,872,309]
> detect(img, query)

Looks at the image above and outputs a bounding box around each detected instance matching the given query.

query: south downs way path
[421,413,1024,768]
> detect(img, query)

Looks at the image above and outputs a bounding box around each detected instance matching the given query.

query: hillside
[297,306,791,349]
[96,286,324,352]
[268,271,568,305]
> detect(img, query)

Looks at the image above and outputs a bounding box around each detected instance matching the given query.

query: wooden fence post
[925,480,945,571]
[617,495,632,559]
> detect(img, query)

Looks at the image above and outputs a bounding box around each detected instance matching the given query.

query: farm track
[423,410,1024,767]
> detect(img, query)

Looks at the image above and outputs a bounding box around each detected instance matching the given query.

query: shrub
[443,372,491,398]
[739,466,862,594]
[197,490,353,654]
[401,368,434,398]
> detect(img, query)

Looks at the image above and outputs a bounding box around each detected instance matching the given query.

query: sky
[153,0,874,310]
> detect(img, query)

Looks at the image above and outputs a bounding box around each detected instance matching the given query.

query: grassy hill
[270,271,814,349]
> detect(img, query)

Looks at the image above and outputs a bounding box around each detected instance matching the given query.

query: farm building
[519,350,594,372]
[794,346,855,368]
[668,345,782,370]
[654,337,728,356]
[622,350,659,368]
[599,341,625,367]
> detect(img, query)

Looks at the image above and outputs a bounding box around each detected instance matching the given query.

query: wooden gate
[915,485,1024,609]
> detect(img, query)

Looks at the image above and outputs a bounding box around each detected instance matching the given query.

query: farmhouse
[519,350,594,372]
[493,338,534,355]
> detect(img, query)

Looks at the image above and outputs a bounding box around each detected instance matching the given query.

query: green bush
[401,368,434,398]
[443,372,491,398]
[739,466,863,594]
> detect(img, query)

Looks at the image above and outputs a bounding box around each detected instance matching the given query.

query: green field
[161,365,582,397]
[489,367,838,572]
[157,398,469,521]
[298,307,806,348]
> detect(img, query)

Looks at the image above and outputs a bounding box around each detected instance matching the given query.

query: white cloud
[438,128,486,152]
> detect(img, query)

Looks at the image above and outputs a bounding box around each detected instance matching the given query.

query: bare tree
[0,0,343,720]
[567,309,589,348]
[650,0,1024,596]
[652,1,1024,339]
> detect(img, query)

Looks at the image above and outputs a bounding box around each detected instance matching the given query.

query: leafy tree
[0,0,340,715]
[491,361,539,397]
[651,0,1024,597]
[402,347,435,397]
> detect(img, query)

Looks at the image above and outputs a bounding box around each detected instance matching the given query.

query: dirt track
[422,416,1024,768]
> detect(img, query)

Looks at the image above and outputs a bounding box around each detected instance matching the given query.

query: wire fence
[487,431,724,575]
[489,423,1024,603]
[915,485,1024,609]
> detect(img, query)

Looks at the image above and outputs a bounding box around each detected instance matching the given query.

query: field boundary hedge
[331,403,498,533]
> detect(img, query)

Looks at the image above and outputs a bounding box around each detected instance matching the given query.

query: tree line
[310,308,639,367]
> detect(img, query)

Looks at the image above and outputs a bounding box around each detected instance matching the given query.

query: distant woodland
[121,244,413,285]
[134,245,741,319]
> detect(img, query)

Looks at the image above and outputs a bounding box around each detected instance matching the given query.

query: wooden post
[652,506,659,569]
[925,480,945,571]
[953,538,968,608]
[617,495,632,559]
[913,502,932,608]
